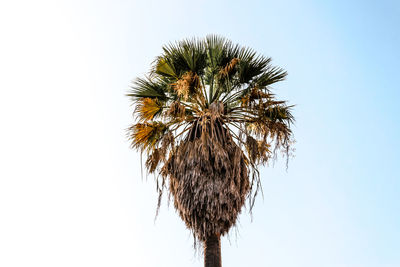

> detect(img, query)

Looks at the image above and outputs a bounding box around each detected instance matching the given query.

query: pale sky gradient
[0,0,399,266]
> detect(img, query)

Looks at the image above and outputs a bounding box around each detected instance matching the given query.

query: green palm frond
[127,77,168,101]
[160,38,207,76]
[254,66,287,88]
[154,57,177,78]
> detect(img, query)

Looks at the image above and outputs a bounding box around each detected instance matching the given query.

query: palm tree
[127,35,294,267]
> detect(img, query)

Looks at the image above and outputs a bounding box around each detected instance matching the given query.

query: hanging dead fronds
[167,101,186,120]
[163,105,250,241]
[145,148,162,173]
[172,71,201,100]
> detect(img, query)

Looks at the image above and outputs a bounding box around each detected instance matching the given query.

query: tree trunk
[204,234,221,267]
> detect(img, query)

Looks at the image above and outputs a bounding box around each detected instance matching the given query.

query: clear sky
[0,0,399,266]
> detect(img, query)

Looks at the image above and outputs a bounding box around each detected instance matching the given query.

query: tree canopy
[127,35,294,243]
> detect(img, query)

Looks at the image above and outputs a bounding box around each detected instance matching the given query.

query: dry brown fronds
[145,148,162,173]
[129,122,166,151]
[136,97,163,121]
[172,71,201,100]
[241,87,274,108]
[167,101,186,120]
[249,87,272,100]
[219,58,239,78]
[245,136,271,165]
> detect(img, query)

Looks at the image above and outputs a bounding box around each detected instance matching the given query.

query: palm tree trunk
[204,234,221,267]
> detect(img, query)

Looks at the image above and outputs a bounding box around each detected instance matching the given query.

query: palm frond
[135,97,163,121]
[128,77,168,101]
[161,38,207,76]
[255,66,287,88]
[128,121,167,151]
[153,56,177,78]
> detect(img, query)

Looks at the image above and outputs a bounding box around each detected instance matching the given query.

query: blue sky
[0,0,399,266]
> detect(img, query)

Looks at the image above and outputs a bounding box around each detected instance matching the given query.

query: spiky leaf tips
[127,35,294,244]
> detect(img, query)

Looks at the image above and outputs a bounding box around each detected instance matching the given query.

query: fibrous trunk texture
[204,234,221,267]
[164,103,250,242]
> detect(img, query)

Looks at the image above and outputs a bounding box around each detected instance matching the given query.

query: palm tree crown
[127,35,294,245]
